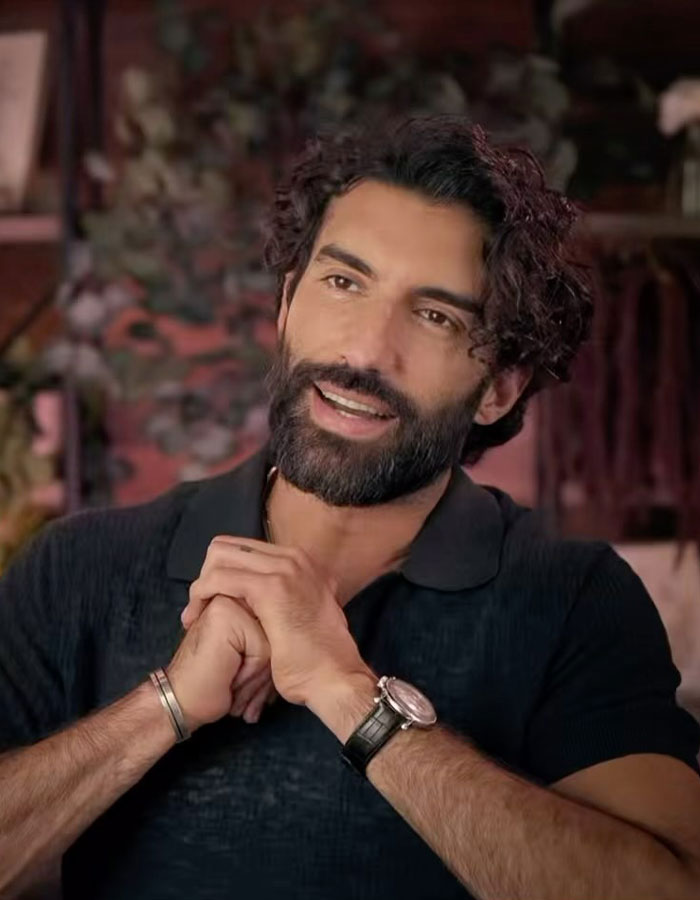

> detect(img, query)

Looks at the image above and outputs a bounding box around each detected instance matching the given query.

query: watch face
[385,678,437,726]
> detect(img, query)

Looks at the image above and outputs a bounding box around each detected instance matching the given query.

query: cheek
[410,330,475,382]
[419,335,493,412]
[403,355,479,414]
[285,293,354,357]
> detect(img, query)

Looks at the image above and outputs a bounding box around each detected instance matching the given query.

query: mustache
[266,353,418,420]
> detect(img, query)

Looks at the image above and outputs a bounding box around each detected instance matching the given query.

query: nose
[336,298,403,376]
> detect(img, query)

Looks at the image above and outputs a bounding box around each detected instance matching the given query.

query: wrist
[306,667,378,743]
[115,680,178,773]
[144,673,189,745]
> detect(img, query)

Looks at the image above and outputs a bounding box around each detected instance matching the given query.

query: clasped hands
[167,536,373,734]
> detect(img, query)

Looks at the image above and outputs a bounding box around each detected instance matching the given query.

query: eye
[322,274,360,293]
[416,308,460,332]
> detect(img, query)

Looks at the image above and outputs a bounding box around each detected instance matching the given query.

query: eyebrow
[315,243,376,279]
[314,242,482,316]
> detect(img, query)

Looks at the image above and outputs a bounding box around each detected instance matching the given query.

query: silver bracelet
[149,667,191,742]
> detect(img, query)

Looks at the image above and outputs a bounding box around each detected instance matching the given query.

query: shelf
[0,214,61,245]
[581,212,700,240]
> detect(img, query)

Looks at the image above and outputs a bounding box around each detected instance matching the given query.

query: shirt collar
[166,442,503,592]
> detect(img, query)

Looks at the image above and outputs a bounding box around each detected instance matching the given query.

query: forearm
[0,679,175,896]
[368,725,697,900]
[311,675,699,900]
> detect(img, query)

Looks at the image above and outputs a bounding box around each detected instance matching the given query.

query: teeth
[319,388,386,417]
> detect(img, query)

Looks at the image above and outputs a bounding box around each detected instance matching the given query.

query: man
[1,116,699,900]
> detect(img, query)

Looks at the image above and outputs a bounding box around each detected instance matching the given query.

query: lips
[309,383,397,438]
[313,381,394,419]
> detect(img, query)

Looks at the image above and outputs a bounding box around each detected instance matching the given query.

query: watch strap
[340,698,405,777]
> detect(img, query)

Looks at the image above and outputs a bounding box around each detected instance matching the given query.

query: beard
[265,341,488,507]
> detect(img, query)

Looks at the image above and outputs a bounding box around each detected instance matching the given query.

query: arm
[0,680,175,897]
[0,520,275,899]
[0,587,276,899]
[312,676,700,900]
[309,545,700,900]
[181,539,700,900]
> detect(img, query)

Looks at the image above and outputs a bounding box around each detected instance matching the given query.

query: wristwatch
[340,675,437,777]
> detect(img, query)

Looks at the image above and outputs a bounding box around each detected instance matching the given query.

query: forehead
[313,179,486,282]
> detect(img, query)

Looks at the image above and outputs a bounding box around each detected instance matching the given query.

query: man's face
[266,179,491,506]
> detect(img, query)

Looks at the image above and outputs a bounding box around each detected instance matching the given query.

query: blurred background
[1,0,699,731]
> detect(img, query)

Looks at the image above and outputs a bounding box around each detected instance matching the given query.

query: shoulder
[480,485,653,632]
[483,485,612,592]
[18,479,199,586]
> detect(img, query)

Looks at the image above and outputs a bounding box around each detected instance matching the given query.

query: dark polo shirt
[0,444,698,899]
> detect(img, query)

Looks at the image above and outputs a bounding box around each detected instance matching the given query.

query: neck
[265,467,452,606]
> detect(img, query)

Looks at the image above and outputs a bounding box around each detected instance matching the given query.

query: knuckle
[277,558,297,578]
[325,571,340,594]
[196,565,226,595]
[203,539,222,564]
[205,594,232,620]
[269,572,288,593]
[188,578,201,600]
[288,546,309,568]
[205,536,233,563]
[190,571,214,599]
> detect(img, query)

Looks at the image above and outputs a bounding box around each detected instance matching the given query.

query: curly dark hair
[263,114,593,464]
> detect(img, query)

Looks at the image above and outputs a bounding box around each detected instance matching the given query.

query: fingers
[265,685,279,706]
[231,667,272,720]
[232,652,267,692]
[183,573,259,630]
[241,680,277,724]
[184,563,270,628]
[209,535,281,557]
[181,592,210,629]
[182,586,257,631]
[185,538,330,630]
[203,537,317,581]
[200,594,271,663]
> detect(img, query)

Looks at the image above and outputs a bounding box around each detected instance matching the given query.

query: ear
[276,272,294,337]
[473,366,532,426]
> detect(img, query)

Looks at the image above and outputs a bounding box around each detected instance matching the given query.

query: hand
[167,593,273,732]
[181,537,373,708]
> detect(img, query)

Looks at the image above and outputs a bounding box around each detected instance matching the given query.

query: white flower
[42,340,77,375]
[658,79,700,136]
[66,291,109,337]
[122,67,154,109]
[84,152,116,183]
[189,422,235,464]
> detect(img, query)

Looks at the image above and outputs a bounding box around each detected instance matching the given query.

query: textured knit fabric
[0,444,698,900]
